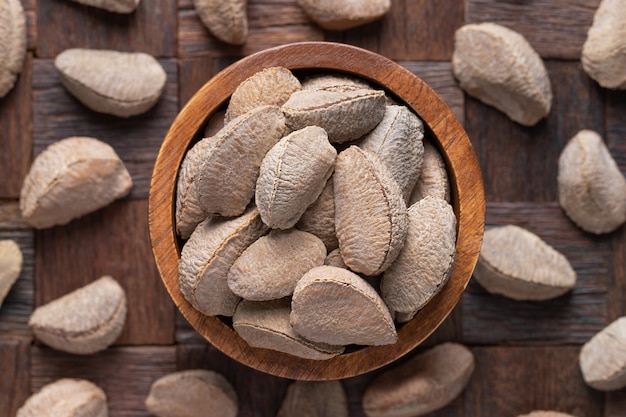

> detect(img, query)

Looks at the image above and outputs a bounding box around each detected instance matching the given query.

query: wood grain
[22,0,37,50]
[606,390,626,417]
[179,56,237,108]
[0,340,30,416]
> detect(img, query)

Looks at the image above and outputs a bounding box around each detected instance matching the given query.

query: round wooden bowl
[148,41,485,381]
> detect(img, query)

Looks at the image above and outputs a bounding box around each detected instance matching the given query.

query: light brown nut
[19,137,133,229]
[194,0,247,45]
[228,229,326,300]
[362,343,475,417]
[29,276,127,355]
[204,110,226,138]
[281,89,386,143]
[360,105,425,202]
[225,67,302,123]
[296,176,339,252]
[473,225,576,301]
[582,0,626,89]
[196,105,288,217]
[145,369,237,417]
[301,74,372,92]
[408,140,450,205]
[558,129,626,234]
[67,0,139,13]
[297,0,391,31]
[256,126,337,229]
[291,265,397,346]
[233,298,344,360]
[381,196,457,322]
[517,412,576,417]
[178,206,268,316]
[324,248,347,269]
[334,146,408,276]
[277,380,349,417]
[0,240,22,307]
[55,49,167,117]
[17,378,107,417]
[452,23,552,126]
[0,0,26,98]
[580,316,626,391]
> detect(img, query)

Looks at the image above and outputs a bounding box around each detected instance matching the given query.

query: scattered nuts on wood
[452,22,552,126]
[0,239,22,308]
[296,176,339,252]
[580,316,626,391]
[29,276,127,354]
[194,0,248,45]
[297,0,391,31]
[517,412,576,417]
[277,380,349,417]
[20,136,132,229]
[558,129,626,234]
[17,378,108,417]
[473,225,576,301]
[362,343,475,417]
[409,140,450,205]
[68,0,140,13]
[145,369,238,417]
[582,0,626,90]
[0,0,26,98]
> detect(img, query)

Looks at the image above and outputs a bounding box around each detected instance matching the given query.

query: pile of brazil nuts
[175,66,456,360]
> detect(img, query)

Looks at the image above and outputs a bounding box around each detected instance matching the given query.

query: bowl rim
[148,41,485,380]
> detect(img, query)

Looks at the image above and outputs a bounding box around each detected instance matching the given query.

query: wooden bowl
[148,41,485,380]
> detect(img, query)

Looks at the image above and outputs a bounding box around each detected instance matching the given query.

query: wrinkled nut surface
[582,0,626,89]
[194,0,247,45]
[277,380,349,417]
[452,22,552,126]
[0,239,22,307]
[179,207,268,316]
[0,0,26,98]
[228,229,326,301]
[302,74,372,92]
[517,413,576,417]
[233,298,344,360]
[558,129,626,234]
[29,276,127,355]
[324,248,347,269]
[145,369,237,417]
[363,343,475,417]
[580,316,626,391]
[17,378,108,417]
[296,176,339,252]
[291,265,397,346]
[68,0,139,13]
[381,196,457,322]
[256,126,337,229]
[334,146,408,276]
[19,137,133,229]
[297,0,391,31]
[55,49,166,117]
[409,141,450,205]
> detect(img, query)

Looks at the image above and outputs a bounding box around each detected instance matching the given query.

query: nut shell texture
[19,137,133,229]
[17,378,108,417]
[409,141,450,205]
[194,0,248,45]
[297,0,391,31]
[277,381,349,417]
[0,0,26,98]
[452,23,552,126]
[0,239,22,307]
[296,176,338,252]
[68,0,139,13]
[580,316,626,391]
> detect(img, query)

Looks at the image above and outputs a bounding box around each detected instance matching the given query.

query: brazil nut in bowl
[148,42,485,380]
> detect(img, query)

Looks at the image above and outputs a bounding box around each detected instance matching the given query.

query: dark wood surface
[1,0,625,416]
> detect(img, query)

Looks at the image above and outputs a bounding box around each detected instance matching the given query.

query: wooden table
[1,0,624,416]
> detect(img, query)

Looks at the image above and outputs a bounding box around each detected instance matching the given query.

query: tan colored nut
[296,176,339,252]
[580,316,626,391]
[517,412,576,417]
[381,196,457,322]
[0,240,22,307]
[204,110,226,138]
[291,265,397,346]
[360,105,425,202]
[408,140,450,205]
[363,343,475,417]
[474,225,576,301]
[452,23,552,126]
[301,74,372,92]
[196,105,288,217]
[179,206,268,316]
[68,0,139,13]
[29,276,127,355]
[55,49,167,118]
[17,378,108,417]
[277,380,348,417]
[233,298,344,360]
[225,67,302,123]
[228,229,326,300]
[19,137,133,229]
[145,369,237,417]
[256,126,336,229]
[324,248,347,269]
[582,0,626,89]
[0,0,26,98]
[281,88,386,143]
[334,146,408,276]
[297,0,391,31]
[558,129,626,234]
[194,0,247,45]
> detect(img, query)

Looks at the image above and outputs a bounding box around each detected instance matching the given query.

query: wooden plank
[35,199,175,345]
[605,391,626,417]
[0,340,30,416]
[36,0,177,58]
[466,0,600,59]
[464,60,605,202]
[22,0,37,50]
[179,56,237,108]
[607,90,626,172]
[32,58,178,199]
[31,345,177,417]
